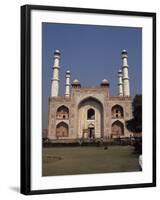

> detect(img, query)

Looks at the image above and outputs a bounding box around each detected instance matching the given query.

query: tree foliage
[126,94,142,133]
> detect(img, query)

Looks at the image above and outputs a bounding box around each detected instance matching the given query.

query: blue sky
[42,23,142,129]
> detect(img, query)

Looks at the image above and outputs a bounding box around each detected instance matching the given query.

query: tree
[126,94,142,133]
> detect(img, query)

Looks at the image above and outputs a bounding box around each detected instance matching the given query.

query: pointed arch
[111,104,124,118]
[87,108,95,120]
[78,96,103,109]
[56,105,69,119]
[56,122,69,137]
[111,120,124,136]
[88,123,95,128]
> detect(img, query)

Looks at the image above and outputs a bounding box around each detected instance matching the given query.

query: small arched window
[56,105,69,119]
[111,105,123,118]
[87,108,95,120]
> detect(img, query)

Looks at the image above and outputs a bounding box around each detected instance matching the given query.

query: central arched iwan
[78,97,104,139]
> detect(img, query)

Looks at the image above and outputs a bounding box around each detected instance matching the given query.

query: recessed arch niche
[111,120,124,136]
[56,121,69,137]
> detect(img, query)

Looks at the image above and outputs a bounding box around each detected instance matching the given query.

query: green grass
[42,145,140,176]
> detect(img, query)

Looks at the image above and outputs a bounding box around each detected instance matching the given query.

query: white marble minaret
[121,50,130,96]
[51,50,60,97]
[65,70,71,97]
[118,69,123,96]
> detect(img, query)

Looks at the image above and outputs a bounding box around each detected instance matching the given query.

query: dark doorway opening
[88,127,95,138]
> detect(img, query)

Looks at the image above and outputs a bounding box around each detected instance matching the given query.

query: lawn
[42,145,140,176]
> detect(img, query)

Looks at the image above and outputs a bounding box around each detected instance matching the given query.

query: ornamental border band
[46,49,135,143]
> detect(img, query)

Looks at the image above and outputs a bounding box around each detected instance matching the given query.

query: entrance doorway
[88,127,95,138]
